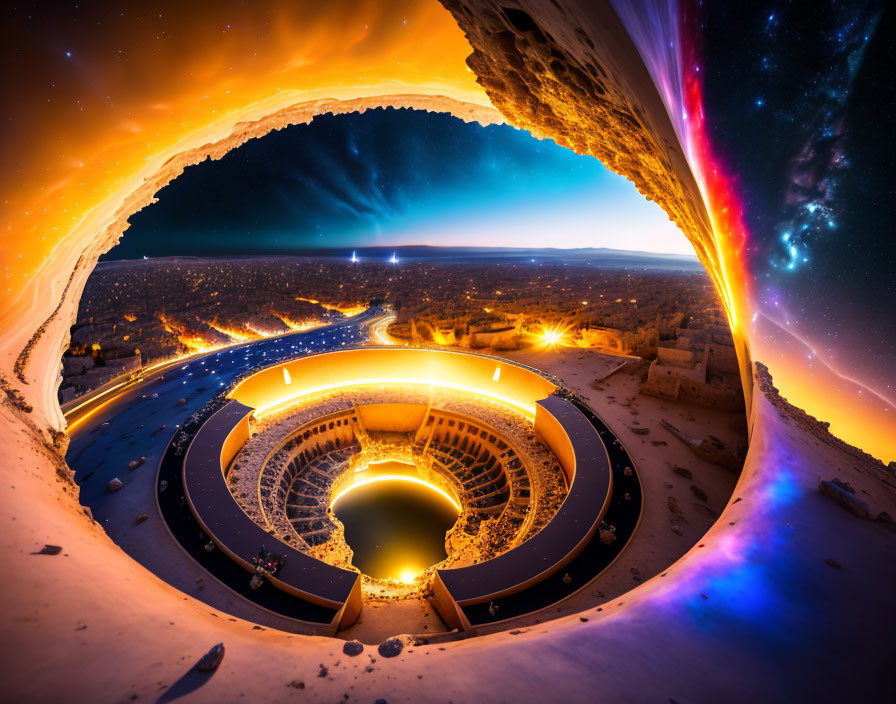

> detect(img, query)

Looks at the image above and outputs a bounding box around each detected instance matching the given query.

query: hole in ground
[331,466,460,582]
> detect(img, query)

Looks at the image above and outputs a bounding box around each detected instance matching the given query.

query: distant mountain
[102,246,702,271]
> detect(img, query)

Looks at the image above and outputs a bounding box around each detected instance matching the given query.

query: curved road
[64,307,384,631]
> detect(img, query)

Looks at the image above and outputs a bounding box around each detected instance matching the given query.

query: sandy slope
[2,361,893,702]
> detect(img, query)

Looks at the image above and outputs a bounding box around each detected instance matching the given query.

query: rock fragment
[377,637,403,658]
[107,477,123,492]
[34,544,62,555]
[195,643,225,672]
[818,480,870,519]
[874,511,895,528]
[342,640,364,657]
[672,465,693,479]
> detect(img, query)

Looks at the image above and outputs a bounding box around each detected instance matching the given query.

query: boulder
[818,480,870,519]
[874,511,895,528]
[377,637,403,658]
[342,640,364,657]
[195,643,225,672]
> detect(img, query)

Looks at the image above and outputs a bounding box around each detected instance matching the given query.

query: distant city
[62,248,737,411]
[104,245,704,270]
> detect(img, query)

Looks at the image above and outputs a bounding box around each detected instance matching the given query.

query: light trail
[63,352,207,427]
[368,314,398,345]
[64,316,369,433]
[757,312,896,409]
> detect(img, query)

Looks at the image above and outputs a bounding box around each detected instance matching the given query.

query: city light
[536,324,572,349]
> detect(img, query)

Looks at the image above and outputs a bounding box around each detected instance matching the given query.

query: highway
[62,307,388,629]
[367,311,398,345]
[67,306,383,490]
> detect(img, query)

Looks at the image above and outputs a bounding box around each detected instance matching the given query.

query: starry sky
[3,0,893,461]
[107,108,690,259]
[700,0,895,419]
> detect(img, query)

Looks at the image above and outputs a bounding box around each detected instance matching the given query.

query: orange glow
[0,1,495,435]
[2,1,890,464]
[431,328,455,346]
[203,318,262,342]
[752,316,896,464]
[330,473,462,514]
[295,298,368,317]
[398,568,422,584]
[253,377,538,420]
[271,310,325,332]
[0,2,489,289]
[157,313,219,352]
[369,314,398,345]
[229,349,557,421]
[533,324,573,350]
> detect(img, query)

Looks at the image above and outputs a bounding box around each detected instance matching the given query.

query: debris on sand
[196,643,225,672]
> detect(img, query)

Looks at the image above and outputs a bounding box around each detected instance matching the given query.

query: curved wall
[228,348,558,419]
[187,351,610,632]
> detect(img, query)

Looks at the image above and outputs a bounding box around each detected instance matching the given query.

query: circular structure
[163,347,640,634]
[231,394,568,583]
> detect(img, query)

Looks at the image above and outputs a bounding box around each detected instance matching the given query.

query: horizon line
[100,244,701,262]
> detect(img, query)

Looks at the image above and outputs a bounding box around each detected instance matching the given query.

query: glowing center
[330,464,460,581]
[398,568,420,584]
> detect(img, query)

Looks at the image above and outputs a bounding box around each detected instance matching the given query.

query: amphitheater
[5,2,892,699]
[162,347,639,632]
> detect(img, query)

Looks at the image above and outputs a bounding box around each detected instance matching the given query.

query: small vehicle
[249,546,286,589]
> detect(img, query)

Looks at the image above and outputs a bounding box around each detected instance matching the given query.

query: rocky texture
[440,0,753,406]
[661,420,744,472]
[33,544,62,556]
[441,2,711,244]
[756,363,893,473]
[228,383,568,598]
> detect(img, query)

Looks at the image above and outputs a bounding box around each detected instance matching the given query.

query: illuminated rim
[253,377,538,419]
[228,346,559,422]
[330,473,463,514]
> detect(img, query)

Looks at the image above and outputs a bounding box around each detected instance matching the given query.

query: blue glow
[112,109,692,258]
